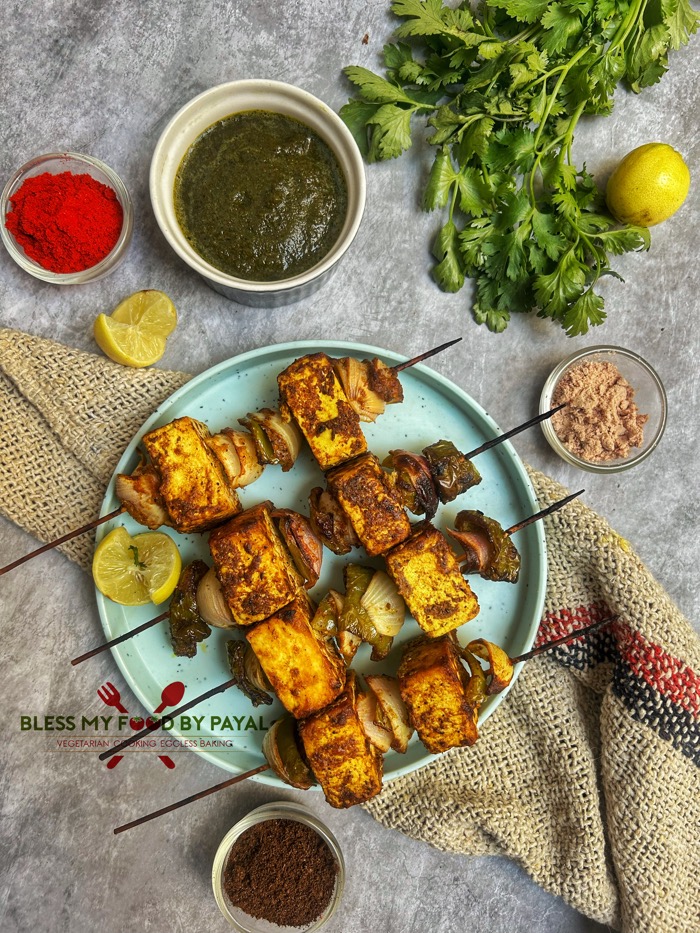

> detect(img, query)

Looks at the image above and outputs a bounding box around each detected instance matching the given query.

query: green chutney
[173,110,348,282]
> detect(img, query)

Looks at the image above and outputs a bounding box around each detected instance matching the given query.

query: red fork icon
[97,681,178,769]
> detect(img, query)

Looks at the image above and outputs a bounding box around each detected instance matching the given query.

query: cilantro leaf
[423,147,459,210]
[343,66,418,104]
[366,104,417,160]
[561,288,607,336]
[431,220,465,291]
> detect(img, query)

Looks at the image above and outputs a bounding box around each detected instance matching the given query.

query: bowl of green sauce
[150,80,365,307]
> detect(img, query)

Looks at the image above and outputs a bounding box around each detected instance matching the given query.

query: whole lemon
[606,143,690,227]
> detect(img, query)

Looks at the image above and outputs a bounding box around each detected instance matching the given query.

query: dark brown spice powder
[223,818,338,927]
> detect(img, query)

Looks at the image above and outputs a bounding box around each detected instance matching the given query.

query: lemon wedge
[92,527,182,606]
[94,289,177,367]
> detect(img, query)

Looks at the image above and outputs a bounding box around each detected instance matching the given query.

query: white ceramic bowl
[150,80,366,307]
[1,152,133,284]
[212,801,345,932]
[540,345,667,473]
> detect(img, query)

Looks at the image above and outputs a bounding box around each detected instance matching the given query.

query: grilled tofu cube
[384,523,479,637]
[325,453,411,556]
[298,672,383,808]
[142,416,241,533]
[208,502,302,626]
[398,635,478,753]
[277,352,367,470]
[245,594,346,719]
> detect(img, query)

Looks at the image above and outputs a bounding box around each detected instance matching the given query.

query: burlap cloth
[1,327,698,933]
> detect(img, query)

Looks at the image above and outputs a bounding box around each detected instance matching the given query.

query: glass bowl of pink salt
[540,346,667,474]
[0,152,133,284]
[212,801,345,932]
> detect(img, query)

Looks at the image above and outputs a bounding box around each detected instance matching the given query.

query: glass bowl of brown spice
[212,801,345,932]
[540,346,667,473]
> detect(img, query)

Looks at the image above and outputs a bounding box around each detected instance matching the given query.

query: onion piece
[336,629,361,664]
[116,463,171,529]
[360,570,405,637]
[262,716,315,790]
[240,408,302,471]
[208,428,263,488]
[196,566,237,629]
[309,486,360,555]
[384,449,439,519]
[466,638,515,695]
[273,509,323,589]
[332,357,386,422]
[226,640,273,707]
[365,674,414,753]
[356,690,393,753]
[367,357,403,404]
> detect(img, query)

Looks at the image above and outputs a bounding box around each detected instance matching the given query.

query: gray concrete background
[0,2,698,931]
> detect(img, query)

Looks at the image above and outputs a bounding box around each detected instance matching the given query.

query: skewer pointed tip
[512,614,617,664]
[392,337,462,373]
[505,489,584,536]
[462,404,568,461]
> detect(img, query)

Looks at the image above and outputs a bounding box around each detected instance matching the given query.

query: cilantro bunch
[341,0,698,335]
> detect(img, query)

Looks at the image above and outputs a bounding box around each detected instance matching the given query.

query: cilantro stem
[608,0,649,53]
[533,43,591,149]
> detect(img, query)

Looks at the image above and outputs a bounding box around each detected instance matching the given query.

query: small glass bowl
[0,152,133,284]
[540,345,667,474]
[212,801,345,933]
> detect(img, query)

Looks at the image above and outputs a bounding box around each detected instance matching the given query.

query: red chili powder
[5,170,123,273]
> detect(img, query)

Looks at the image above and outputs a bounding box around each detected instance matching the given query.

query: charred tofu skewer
[309,406,565,558]
[277,339,462,471]
[111,615,616,832]
[1,342,460,577]
[398,615,617,754]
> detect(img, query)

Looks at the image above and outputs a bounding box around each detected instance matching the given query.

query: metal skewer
[0,507,124,577]
[112,613,617,834]
[462,403,566,461]
[70,610,169,666]
[99,676,238,762]
[391,337,462,372]
[504,489,584,536]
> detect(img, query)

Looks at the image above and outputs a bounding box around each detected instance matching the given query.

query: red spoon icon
[155,681,186,714]
[152,682,186,769]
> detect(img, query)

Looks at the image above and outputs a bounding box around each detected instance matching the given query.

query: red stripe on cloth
[536,604,610,647]
[540,604,700,719]
[615,626,700,718]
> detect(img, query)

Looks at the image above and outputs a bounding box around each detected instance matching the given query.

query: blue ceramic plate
[96,340,546,786]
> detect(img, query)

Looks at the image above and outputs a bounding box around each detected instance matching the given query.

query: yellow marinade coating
[397,635,478,754]
[245,593,346,719]
[277,352,367,471]
[298,671,383,809]
[141,416,241,533]
[384,523,479,637]
[208,502,302,625]
[325,452,411,557]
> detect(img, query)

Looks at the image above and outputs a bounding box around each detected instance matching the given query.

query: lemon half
[94,289,177,367]
[606,143,690,227]
[92,527,182,606]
